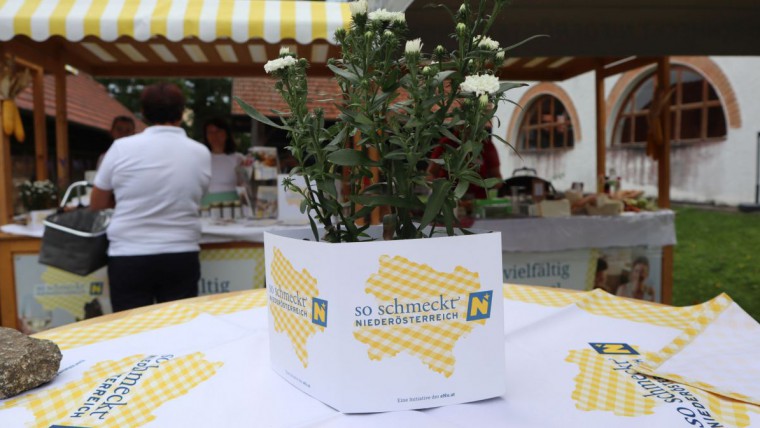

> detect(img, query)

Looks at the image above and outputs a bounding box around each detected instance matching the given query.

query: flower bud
[496,50,505,61]
[456,23,467,36]
[422,66,431,75]
[279,46,290,56]
[434,45,446,56]
[479,94,489,107]
[365,31,374,40]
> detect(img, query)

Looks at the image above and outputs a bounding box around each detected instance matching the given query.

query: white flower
[264,56,297,73]
[496,50,505,61]
[279,47,290,56]
[460,74,500,96]
[405,38,423,55]
[349,0,368,16]
[476,36,500,50]
[368,9,405,23]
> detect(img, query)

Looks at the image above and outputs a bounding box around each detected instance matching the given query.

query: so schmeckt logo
[589,343,639,355]
[466,290,492,321]
[312,298,328,327]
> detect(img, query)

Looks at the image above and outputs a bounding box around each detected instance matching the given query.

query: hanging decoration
[0,58,32,143]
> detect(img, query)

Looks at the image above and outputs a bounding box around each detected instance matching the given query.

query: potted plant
[17,180,58,226]
[237,0,535,412]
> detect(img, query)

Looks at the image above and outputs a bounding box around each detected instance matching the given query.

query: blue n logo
[89,282,104,296]
[312,298,328,327]
[589,343,639,355]
[466,290,492,321]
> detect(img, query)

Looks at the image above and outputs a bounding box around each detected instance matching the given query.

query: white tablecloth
[2,285,756,428]
[475,210,676,252]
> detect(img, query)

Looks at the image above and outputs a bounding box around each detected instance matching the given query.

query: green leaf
[483,177,502,188]
[327,63,361,84]
[502,34,550,52]
[498,82,528,93]
[352,194,418,209]
[233,97,290,130]
[454,180,469,199]
[327,149,379,167]
[383,150,407,160]
[429,70,456,87]
[419,179,451,230]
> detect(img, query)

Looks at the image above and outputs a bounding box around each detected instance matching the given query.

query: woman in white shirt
[201,117,245,206]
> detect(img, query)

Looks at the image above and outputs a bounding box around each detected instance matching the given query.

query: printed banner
[502,246,663,302]
[12,247,265,333]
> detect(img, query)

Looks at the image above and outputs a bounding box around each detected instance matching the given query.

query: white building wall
[494,56,760,206]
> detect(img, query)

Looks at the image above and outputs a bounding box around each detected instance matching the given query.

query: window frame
[612,65,727,147]
[517,95,575,152]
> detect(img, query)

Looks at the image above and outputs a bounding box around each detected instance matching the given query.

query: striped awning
[0,0,350,77]
[0,0,350,44]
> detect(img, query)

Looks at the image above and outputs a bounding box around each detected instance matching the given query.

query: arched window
[517,95,574,151]
[613,65,727,145]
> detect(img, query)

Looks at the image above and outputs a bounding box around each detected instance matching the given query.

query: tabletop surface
[1,284,757,428]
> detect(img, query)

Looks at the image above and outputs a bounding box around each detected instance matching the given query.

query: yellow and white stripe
[0,0,350,44]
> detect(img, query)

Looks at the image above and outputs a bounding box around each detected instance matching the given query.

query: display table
[0,212,677,331]
[0,219,298,331]
[0,284,757,427]
[475,210,676,301]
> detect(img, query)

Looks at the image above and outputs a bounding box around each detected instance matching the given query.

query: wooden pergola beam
[54,58,69,191]
[595,61,606,192]
[656,56,673,305]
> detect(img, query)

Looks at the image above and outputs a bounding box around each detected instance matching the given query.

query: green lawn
[672,206,760,322]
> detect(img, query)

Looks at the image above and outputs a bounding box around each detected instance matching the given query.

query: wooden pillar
[0,103,12,224]
[33,68,48,180]
[54,61,69,190]
[656,56,673,305]
[595,63,606,192]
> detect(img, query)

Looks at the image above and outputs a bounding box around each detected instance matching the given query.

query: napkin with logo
[636,294,760,406]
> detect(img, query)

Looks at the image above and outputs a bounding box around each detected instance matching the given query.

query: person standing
[90,82,211,312]
[201,117,246,206]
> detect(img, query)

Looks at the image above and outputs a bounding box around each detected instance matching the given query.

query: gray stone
[0,327,62,399]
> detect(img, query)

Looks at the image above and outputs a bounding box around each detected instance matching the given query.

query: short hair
[596,258,608,272]
[632,256,649,268]
[140,83,185,125]
[111,115,135,129]
[203,117,237,154]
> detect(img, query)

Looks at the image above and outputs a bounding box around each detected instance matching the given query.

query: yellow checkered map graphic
[353,255,487,378]
[36,267,105,320]
[269,247,324,367]
[565,347,760,427]
[0,352,222,428]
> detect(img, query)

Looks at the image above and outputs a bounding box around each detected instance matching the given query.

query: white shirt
[94,126,211,256]
[208,152,244,194]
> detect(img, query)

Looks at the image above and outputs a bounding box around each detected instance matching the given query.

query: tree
[96,78,232,141]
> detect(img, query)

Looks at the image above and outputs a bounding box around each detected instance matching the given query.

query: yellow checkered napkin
[564,347,760,426]
[0,353,222,428]
[269,247,323,367]
[36,304,202,350]
[504,283,719,331]
[353,255,486,378]
[637,294,760,406]
[504,283,587,307]
[189,290,268,315]
[566,348,657,417]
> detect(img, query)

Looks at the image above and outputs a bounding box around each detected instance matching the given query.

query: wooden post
[0,104,13,224]
[595,63,606,192]
[54,61,69,190]
[656,56,673,305]
[33,68,48,180]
